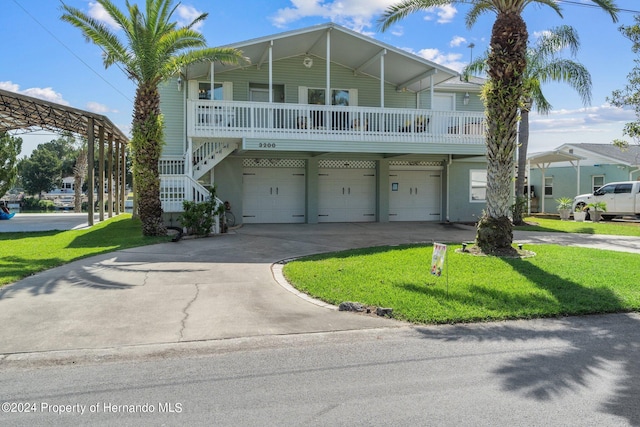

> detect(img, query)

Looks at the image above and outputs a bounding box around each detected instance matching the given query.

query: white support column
[210,62,215,100]
[187,137,193,177]
[430,76,434,107]
[325,29,331,106]
[269,40,273,103]
[380,50,386,107]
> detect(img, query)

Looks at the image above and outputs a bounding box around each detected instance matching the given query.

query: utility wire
[558,0,640,14]
[10,0,133,104]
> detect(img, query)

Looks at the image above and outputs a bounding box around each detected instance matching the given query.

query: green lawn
[0,214,171,286]
[517,216,640,236]
[284,217,640,324]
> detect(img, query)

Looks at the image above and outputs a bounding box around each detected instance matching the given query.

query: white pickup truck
[573,181,640,220]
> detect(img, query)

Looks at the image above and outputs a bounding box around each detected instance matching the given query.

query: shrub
[179,186,224,236]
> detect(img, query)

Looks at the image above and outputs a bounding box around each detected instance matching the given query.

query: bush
[21,197,55,211]
[179,187,224,236]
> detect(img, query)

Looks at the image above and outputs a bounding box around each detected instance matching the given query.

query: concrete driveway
[2,221,639,356]
[0,222,480,355]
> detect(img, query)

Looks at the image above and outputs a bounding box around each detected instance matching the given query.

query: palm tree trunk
[131,82,166,236]
[476,12,528,254]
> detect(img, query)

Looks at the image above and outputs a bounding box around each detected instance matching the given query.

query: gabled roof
[559,143,640,167]
[185,22,460,92]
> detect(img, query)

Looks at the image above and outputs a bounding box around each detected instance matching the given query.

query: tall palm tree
[61,0,246,236]
[465,25,593,224]
[379,0,618,254]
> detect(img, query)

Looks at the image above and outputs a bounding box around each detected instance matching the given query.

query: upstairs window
[198,82,223,100]
[307,88,350,106]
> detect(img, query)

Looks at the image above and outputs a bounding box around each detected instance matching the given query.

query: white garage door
[242,163,305,223]
[389,169,441,221]
[318,163,376,223]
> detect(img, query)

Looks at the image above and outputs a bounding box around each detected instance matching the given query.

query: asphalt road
[2,314,638,426]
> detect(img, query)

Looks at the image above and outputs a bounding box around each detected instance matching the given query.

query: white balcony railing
[188,100,485,144]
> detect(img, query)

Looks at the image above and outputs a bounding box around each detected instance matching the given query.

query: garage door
[242,160,305,223]
[389,169,441,221]
[318,161,376,222]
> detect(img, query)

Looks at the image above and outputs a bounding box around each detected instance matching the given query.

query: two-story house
[157,23,488,226]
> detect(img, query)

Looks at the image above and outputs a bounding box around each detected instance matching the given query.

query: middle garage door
[318,161,376,223]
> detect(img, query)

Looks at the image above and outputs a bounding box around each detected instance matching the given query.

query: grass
[517,216,640,236]
[0,214,171,286]
[284,217,640,324]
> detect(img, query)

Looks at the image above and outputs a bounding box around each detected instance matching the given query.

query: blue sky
[2,0,639,157]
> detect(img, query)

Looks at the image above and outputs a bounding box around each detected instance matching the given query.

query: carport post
[87,119,95,226]
[114,140,120,215]
[107,133,113,218]
[120,143,126,214]
[98,126,105,222]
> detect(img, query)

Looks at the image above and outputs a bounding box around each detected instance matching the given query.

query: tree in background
[0,132,22,197]
[62,0,247,236]
[379,0,618,254]
[465,25,592,225]
[610,15,640,150]
[19,145,61,198]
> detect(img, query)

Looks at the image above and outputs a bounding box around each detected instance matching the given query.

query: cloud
[88,2,120,30]
[450,36,467,47]
[271,0,398,33]
[1,81,70,105]
[402,48,466,72]
[86,101,117,114]
[423,5,457,24]
[0,81,20,92]
[529,104,634,133]
[176,4,204,31]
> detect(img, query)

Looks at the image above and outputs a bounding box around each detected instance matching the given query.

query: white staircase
[192,141,237,180]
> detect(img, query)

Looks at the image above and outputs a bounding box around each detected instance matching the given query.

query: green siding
[159,77,185,156]
[447,160,487,222]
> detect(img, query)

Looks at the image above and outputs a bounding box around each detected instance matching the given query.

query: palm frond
[378,0,453,32]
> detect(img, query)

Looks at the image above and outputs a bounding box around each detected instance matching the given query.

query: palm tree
[61,0,246,236]
[465,25,593,225]
[379,0,618,254]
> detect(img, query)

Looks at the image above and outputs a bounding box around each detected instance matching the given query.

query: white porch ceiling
[185,23,459,92]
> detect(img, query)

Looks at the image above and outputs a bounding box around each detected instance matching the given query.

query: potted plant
[587,201,607,222]
[573,205,586,222]
[556,197,573,221]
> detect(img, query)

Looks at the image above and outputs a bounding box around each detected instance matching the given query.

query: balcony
[187,100,486,146]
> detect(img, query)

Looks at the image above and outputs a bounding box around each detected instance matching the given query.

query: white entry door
[389,170,441,221]
[242,167,306,223]
[318,168,376,222]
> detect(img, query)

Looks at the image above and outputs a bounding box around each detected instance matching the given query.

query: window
[615,183,633,194]
[470,170,487,202]
[307,88,350,106]
[592,175,605,192]
[544,177,553,196]
[198,82,223,100]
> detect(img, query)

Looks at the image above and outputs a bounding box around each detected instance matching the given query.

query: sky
[1,0,639,158]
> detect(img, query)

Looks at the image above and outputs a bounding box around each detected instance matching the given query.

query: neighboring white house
[158,23,488,225]
[528,143,640,213]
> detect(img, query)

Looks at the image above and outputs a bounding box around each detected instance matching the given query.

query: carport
[0,88,129,225]
[527,150,585,214]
